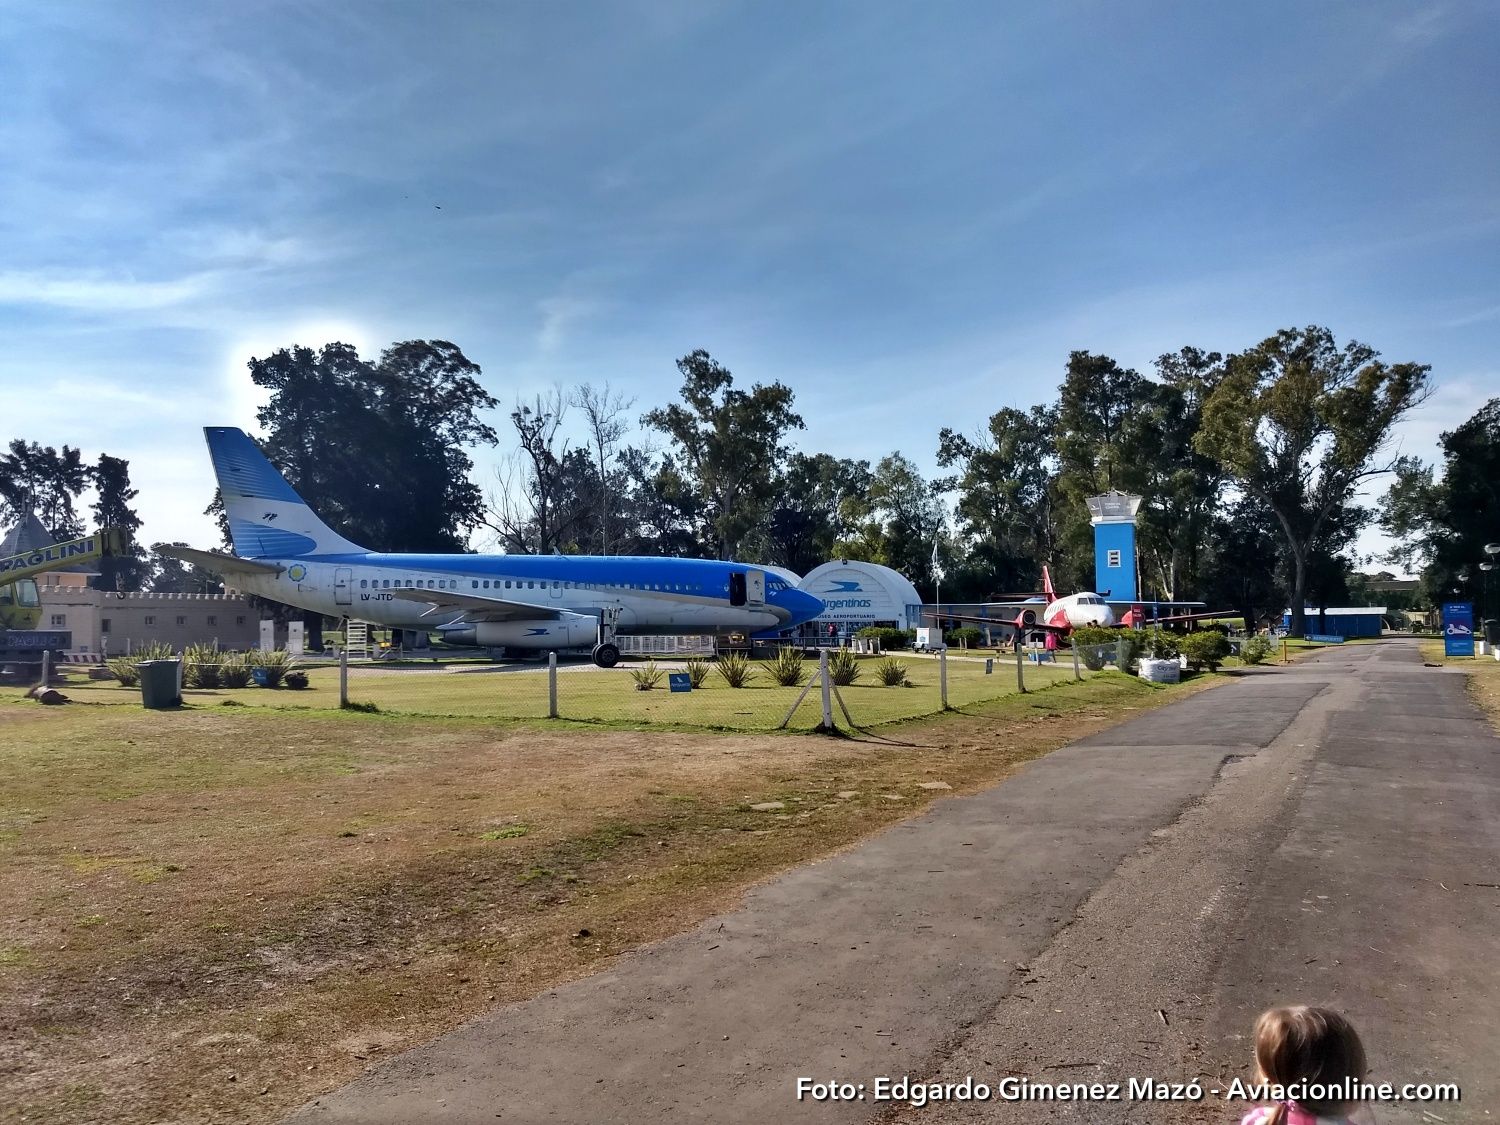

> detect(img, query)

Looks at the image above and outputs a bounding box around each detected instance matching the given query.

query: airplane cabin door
[334,567,352,606]
[549,580,563,600]
[746,570,765,605]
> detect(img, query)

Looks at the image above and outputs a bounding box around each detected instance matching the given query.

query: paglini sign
[0,536,102,575]
[1441,601,1474,658]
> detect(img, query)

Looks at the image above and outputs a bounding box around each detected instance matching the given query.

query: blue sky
[2,0,1496,570]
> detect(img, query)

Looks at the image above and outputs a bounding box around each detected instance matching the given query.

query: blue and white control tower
[1086,491,1141,602]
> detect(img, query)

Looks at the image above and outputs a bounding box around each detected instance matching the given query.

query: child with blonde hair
[1240,1006,1370,1125]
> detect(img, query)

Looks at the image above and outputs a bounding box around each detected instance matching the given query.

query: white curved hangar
[797,559,922,633]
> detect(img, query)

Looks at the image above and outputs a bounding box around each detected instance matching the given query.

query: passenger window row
[352,577,718,595]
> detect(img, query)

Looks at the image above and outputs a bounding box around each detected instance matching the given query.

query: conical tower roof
[0,513,55,557]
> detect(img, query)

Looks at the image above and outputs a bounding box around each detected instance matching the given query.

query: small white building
[798,559,922,635]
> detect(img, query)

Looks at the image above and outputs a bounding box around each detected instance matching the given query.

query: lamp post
[1477,545,1500,648]
[1482,561,1497,637]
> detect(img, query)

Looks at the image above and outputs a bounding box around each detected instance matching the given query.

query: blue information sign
[1442,601,1475,657]
[668,672,692,693]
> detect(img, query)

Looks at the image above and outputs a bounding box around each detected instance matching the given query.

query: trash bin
[1485,619,1500,647]
[138,659,182,709]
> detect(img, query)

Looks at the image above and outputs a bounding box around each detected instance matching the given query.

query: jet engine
[437,615,597,650]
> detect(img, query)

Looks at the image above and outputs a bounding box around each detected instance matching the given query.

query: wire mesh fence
[17,642,1122,732]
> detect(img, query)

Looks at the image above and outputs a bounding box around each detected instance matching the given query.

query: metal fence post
[1071,639,1081,681]
[819,650,833,730]
[548,651,559,718]
[1016,646,1026,693]
[39,649,50,688]
[339,638,349,708]
[939,647,948,709]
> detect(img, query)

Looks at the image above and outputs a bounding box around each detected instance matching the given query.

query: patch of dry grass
[0,670,1211,1124]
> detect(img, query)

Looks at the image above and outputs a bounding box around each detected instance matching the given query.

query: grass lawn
[38,652,1085,732]
[0,666,1222,1124]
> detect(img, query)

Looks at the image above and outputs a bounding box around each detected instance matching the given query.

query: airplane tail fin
[1042,564,1057,602]
[204,427,367,558]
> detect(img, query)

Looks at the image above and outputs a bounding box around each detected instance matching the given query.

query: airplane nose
[786,589,825,627]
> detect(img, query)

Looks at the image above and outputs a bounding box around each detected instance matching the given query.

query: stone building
[36,583,265,656]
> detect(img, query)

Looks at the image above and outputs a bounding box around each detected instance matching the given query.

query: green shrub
[184,642,221,689]
[629,660,663,690]
[219,653,253,688]
[284,670,310,690]
[684,657,711,688]
[715,652,753,688]
[1073,640,1109,672]
[246,648,296,688]
[766,647,805,686]
[1179,630,1232,672]
[107,657,141,687]
[1071,625,1118,669]
[875,657,908,686]
[107,641,174,687]
[944,626,983,649]
[1241,634,1272,665]
[1140,628,1180,660]
[1114,630,1143,669]
[855,626,912,651]
[1070,625,1117,648]
[828,648,861,686]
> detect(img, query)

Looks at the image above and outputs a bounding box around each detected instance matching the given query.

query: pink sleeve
[1240,1108,1275,1125]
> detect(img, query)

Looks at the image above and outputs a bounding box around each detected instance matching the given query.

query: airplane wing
[1126,608,1238,626]
[387,587,570,622]
[153,544,283,578]
[926,608,1071,635]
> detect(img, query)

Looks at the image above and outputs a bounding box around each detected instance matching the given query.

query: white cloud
[536,294,603,355]
[0,269,218,312]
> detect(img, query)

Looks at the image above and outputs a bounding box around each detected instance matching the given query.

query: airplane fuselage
[1043,592,1116,630]
[229,552,818,645]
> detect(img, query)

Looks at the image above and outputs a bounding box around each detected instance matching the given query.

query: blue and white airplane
[157,428,824,667]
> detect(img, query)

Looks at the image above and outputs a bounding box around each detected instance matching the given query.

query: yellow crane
[1,529,126,669]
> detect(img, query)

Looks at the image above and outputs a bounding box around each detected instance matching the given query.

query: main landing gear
[592,607,622,668]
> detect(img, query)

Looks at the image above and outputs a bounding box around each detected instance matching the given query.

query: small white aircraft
[927,566,1115,642]
[1034,566,1116,630]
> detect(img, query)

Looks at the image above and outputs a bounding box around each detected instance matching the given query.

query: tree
[89,454,149,590]
[486,392,580,554]
[1133,348,1228,600]
[1195,326,1429,637]
[642,350,803,560]
[1199,495,1285,633]
[937,404,1057,596]
[763,453,872,576]
[846,453,946,600]
[1380,398,1500,614]
[612,446,702,557]
[1050,352,1155,590]
[0,440,91,539]
[247,339,499,552]
[571,382,635,555]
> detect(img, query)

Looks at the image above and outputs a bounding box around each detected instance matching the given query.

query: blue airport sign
[668,672,692,693]
[1442,601,1475,658]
